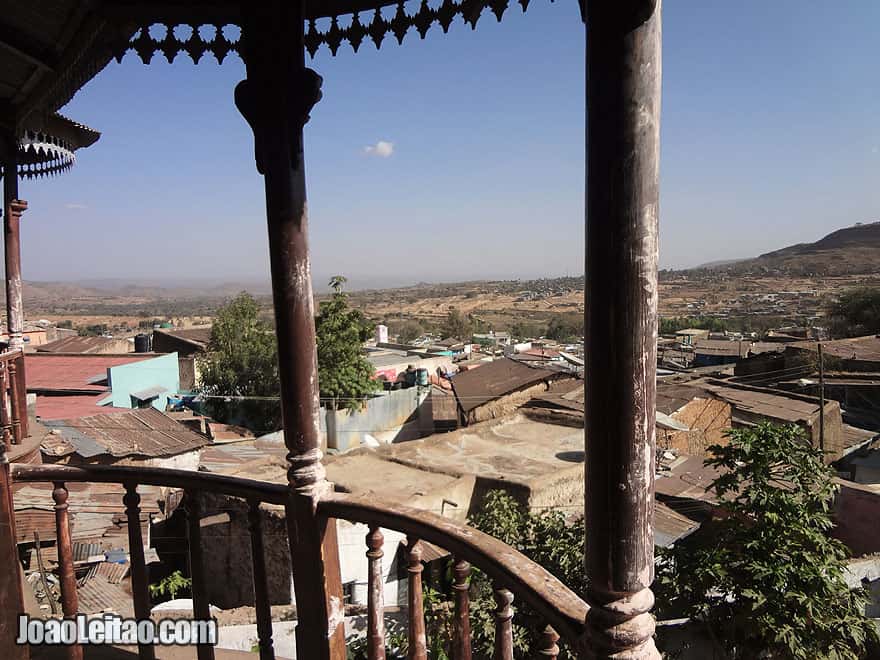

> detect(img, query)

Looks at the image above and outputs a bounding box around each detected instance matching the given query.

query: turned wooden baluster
[406,536,427,660]
[124,483,155,660]
[8,358,20,445]
[53,482,82,660]
[13,354,26,441]
[492,588,514,660]
[186,491,215,660]
[452,559,472,660]
[538,625,560,658]
[0,363,10,448]
[248,501,275,660]
[366,525,386,660]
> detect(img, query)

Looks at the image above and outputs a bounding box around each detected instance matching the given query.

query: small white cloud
[64,203,88,210]
[872,146,879,154]
[364,140,394,158]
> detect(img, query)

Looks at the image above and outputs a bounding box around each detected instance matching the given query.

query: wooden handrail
[318,493,589,645]
[11,464,290,502]
[11,463,590,650]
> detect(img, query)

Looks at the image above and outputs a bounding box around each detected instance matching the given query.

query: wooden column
[491,588,514,660]
[582,1,662,659]
[235,2,344,658]
[0,372,26,659]
[248,501,275,660]
[538,625,560,658]
[53,483,82,660]
[405,537,427,660]
[124,484,155,660]
[2,148,25,351]
[365,526,386,660]
[186,492,215,660]
[451,559,472,660]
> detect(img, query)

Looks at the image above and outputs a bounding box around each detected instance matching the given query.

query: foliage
[149,570,191,602]
[77,323,107,337]
[658,315,787,337]
[393,320,424,344]
[55,319,73,329]
[346,619,408,659]
[316,276,381,411]
[197,292,281,434]
[655,423,877,660]
[545,313,584,342]
[508,320,544,341]
[442,308,472,341]
[441,491,585,659]
[827,287,880,338]
[659,316,727,335]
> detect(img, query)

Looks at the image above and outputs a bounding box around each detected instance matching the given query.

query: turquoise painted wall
[107,353,180,411]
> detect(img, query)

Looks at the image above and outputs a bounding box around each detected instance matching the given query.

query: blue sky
[20,1,880,287]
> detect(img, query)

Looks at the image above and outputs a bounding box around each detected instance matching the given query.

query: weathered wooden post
[0,359,26,660]
[2,145,25,352]
[582,1,662,658]
[235,2,345,658]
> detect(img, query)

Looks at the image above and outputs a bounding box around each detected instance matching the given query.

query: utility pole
[818,342,825,455]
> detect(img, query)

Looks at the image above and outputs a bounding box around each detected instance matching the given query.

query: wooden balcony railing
[11,463,589,660]
[0,348,27,446]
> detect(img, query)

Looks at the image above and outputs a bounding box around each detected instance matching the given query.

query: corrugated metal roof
[656,383,709,415]
[654,502,700,547]
[154,327,212,347]
[35,336,127,354]
[76,575,134,615]
[693,339,750,358]
[26,354,150,392]
[450,358,566,413]
[36,394,128,421]
[43,408,210,458]
[130,385,168,401]
[701,383,819,423]
[791,335,880,362]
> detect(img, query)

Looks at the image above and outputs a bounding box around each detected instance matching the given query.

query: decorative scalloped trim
[115,0,542,63]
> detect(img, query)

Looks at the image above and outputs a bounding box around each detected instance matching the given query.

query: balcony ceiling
[0,0,523,133]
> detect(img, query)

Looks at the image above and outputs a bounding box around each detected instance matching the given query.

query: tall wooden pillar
[235,2,344,659]
[0,141,27,659]
[582,1,662,659]
[3,149,25,351]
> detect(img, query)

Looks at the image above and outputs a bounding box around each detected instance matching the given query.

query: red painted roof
[36,395,128,421]
[25,354,150,392]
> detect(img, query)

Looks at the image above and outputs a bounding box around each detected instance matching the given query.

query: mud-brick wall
[197,493,293,609]
[833,481,880,557]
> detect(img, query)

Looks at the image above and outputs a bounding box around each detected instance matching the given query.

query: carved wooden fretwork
[114,0,545,63]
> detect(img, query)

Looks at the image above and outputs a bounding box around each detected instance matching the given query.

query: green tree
[545,313,584,342]
[827,287,880,338]
[509,320,543,341]
[655,423,877,659]
[197,292,281,434]
[316,276,381,410]
[78,323,107,337]
[393,320,424,344]
[442,307,472,341]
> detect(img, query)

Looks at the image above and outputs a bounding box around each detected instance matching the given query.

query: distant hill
[690,221,880,277]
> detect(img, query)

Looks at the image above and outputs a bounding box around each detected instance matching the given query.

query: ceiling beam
[0,23,56,72]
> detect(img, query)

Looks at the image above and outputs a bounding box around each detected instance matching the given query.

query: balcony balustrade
[11,463,587,660]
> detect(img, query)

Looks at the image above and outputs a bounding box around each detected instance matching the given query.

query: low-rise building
[190,412,698,610]
[674,328,710,346]
[449,357,577,426]
[27,352,181,421]
[35,336,132,354]
[41,407,209,470]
